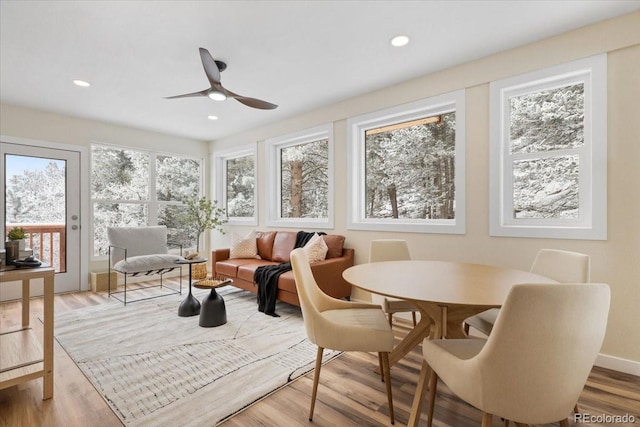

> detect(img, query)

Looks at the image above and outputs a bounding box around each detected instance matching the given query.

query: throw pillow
[303,233,328,263]
[229,231,261,259]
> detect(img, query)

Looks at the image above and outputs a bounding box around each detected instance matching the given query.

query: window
[347,90,466,233]
[91,144,203,256]
[214,144,257,226]
[489,54,607,239]
[266,124,333,229]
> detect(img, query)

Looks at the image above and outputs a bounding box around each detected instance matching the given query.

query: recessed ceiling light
[390,35,410,47]
[73,79,91,87]
[207,115,219,121]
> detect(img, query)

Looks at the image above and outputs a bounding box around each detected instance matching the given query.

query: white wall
[210,12,640,372]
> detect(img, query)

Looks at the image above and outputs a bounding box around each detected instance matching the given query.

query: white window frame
[213,143,258,226]
[266,123,334,229]
[90,142,204,258]
[347,90,466,234]
[489,54,607,240]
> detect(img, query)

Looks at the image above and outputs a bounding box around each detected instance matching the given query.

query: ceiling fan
[165,48,277,110]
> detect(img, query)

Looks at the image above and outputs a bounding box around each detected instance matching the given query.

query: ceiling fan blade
[235,96,278,110]
[224,89,277,110]
[199,47,221,85]
[164,89,210,99]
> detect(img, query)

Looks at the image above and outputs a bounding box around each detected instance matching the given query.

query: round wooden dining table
[342,260,556,368]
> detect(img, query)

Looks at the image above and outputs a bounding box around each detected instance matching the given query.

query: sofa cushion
[278,271,297,293]
[113,254,182,274]
[230,231,260,259]
[237,260,278,282]
[216,258,264,277]
[303,233,328,263]
[323,234,345,259]
[256,231,277,260]
[271,231,297,262]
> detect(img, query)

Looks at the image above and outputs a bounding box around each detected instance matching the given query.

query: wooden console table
[0,266,55,399]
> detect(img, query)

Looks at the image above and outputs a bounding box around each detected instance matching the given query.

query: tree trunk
[387,183,399,218]
[369,190,376,217]
[289,160,303,217]
[445,156,455,218]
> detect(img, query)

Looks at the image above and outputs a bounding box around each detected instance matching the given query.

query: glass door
[1,142,81,300]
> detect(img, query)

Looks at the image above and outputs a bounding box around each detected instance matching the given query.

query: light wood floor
[1,288,639,427]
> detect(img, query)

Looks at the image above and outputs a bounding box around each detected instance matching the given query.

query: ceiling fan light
[73,79,91,87]
[207,115,219,120]
[208,90,226,101]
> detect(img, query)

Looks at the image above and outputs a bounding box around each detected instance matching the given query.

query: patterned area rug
[54,286,340,426]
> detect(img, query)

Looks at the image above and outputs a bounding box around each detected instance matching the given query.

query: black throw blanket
[254,231,324,316]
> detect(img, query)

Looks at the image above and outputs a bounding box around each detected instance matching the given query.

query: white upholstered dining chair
[410,283,610,427]
[369,239,418,327]
[463,249,590,336]
[290,248,396,424]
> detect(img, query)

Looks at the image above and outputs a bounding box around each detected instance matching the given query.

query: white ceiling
[1,1,638,142]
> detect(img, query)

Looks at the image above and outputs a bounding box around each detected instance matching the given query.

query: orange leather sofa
[211,231,354,306]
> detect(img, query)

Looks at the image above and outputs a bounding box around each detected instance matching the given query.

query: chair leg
[408,360,431,427]
[378,353,384,381]
[309,346,324,421]
[426,369,438,427]
[380,352,395,425]
[388,313,393,326]
[559,419,570,427]
[503,419,509,427]
[481,413,493,427]
[574,403,580,413]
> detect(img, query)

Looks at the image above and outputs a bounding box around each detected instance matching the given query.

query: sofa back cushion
[256,231,277,260]
[271,231,297,262]
[252,230,346,262]
[323,235,345,259]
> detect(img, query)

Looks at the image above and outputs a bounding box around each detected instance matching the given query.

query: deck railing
[5,223,66,272]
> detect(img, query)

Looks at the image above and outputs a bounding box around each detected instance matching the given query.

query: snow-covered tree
[280,139,329,218]
[226,156,255,217]
[509,83,583,218]
[365,112,456,219]
[6,161,65,223]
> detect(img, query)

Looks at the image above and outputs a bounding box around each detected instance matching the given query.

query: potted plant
[180,193,227,278]
[7,226,27,250]
[5,226,27,264]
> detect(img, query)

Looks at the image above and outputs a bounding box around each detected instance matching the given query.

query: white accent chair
[463,249,590,336]
[369,239,418,327]
[410,283,610,427]
[290,248,396,424]
[108,226,183,304]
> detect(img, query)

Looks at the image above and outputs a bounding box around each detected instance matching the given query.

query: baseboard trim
[595,353,640,376]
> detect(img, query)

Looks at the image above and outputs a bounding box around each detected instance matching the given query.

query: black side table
[175,257,207,317]
[194,278,232,327]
